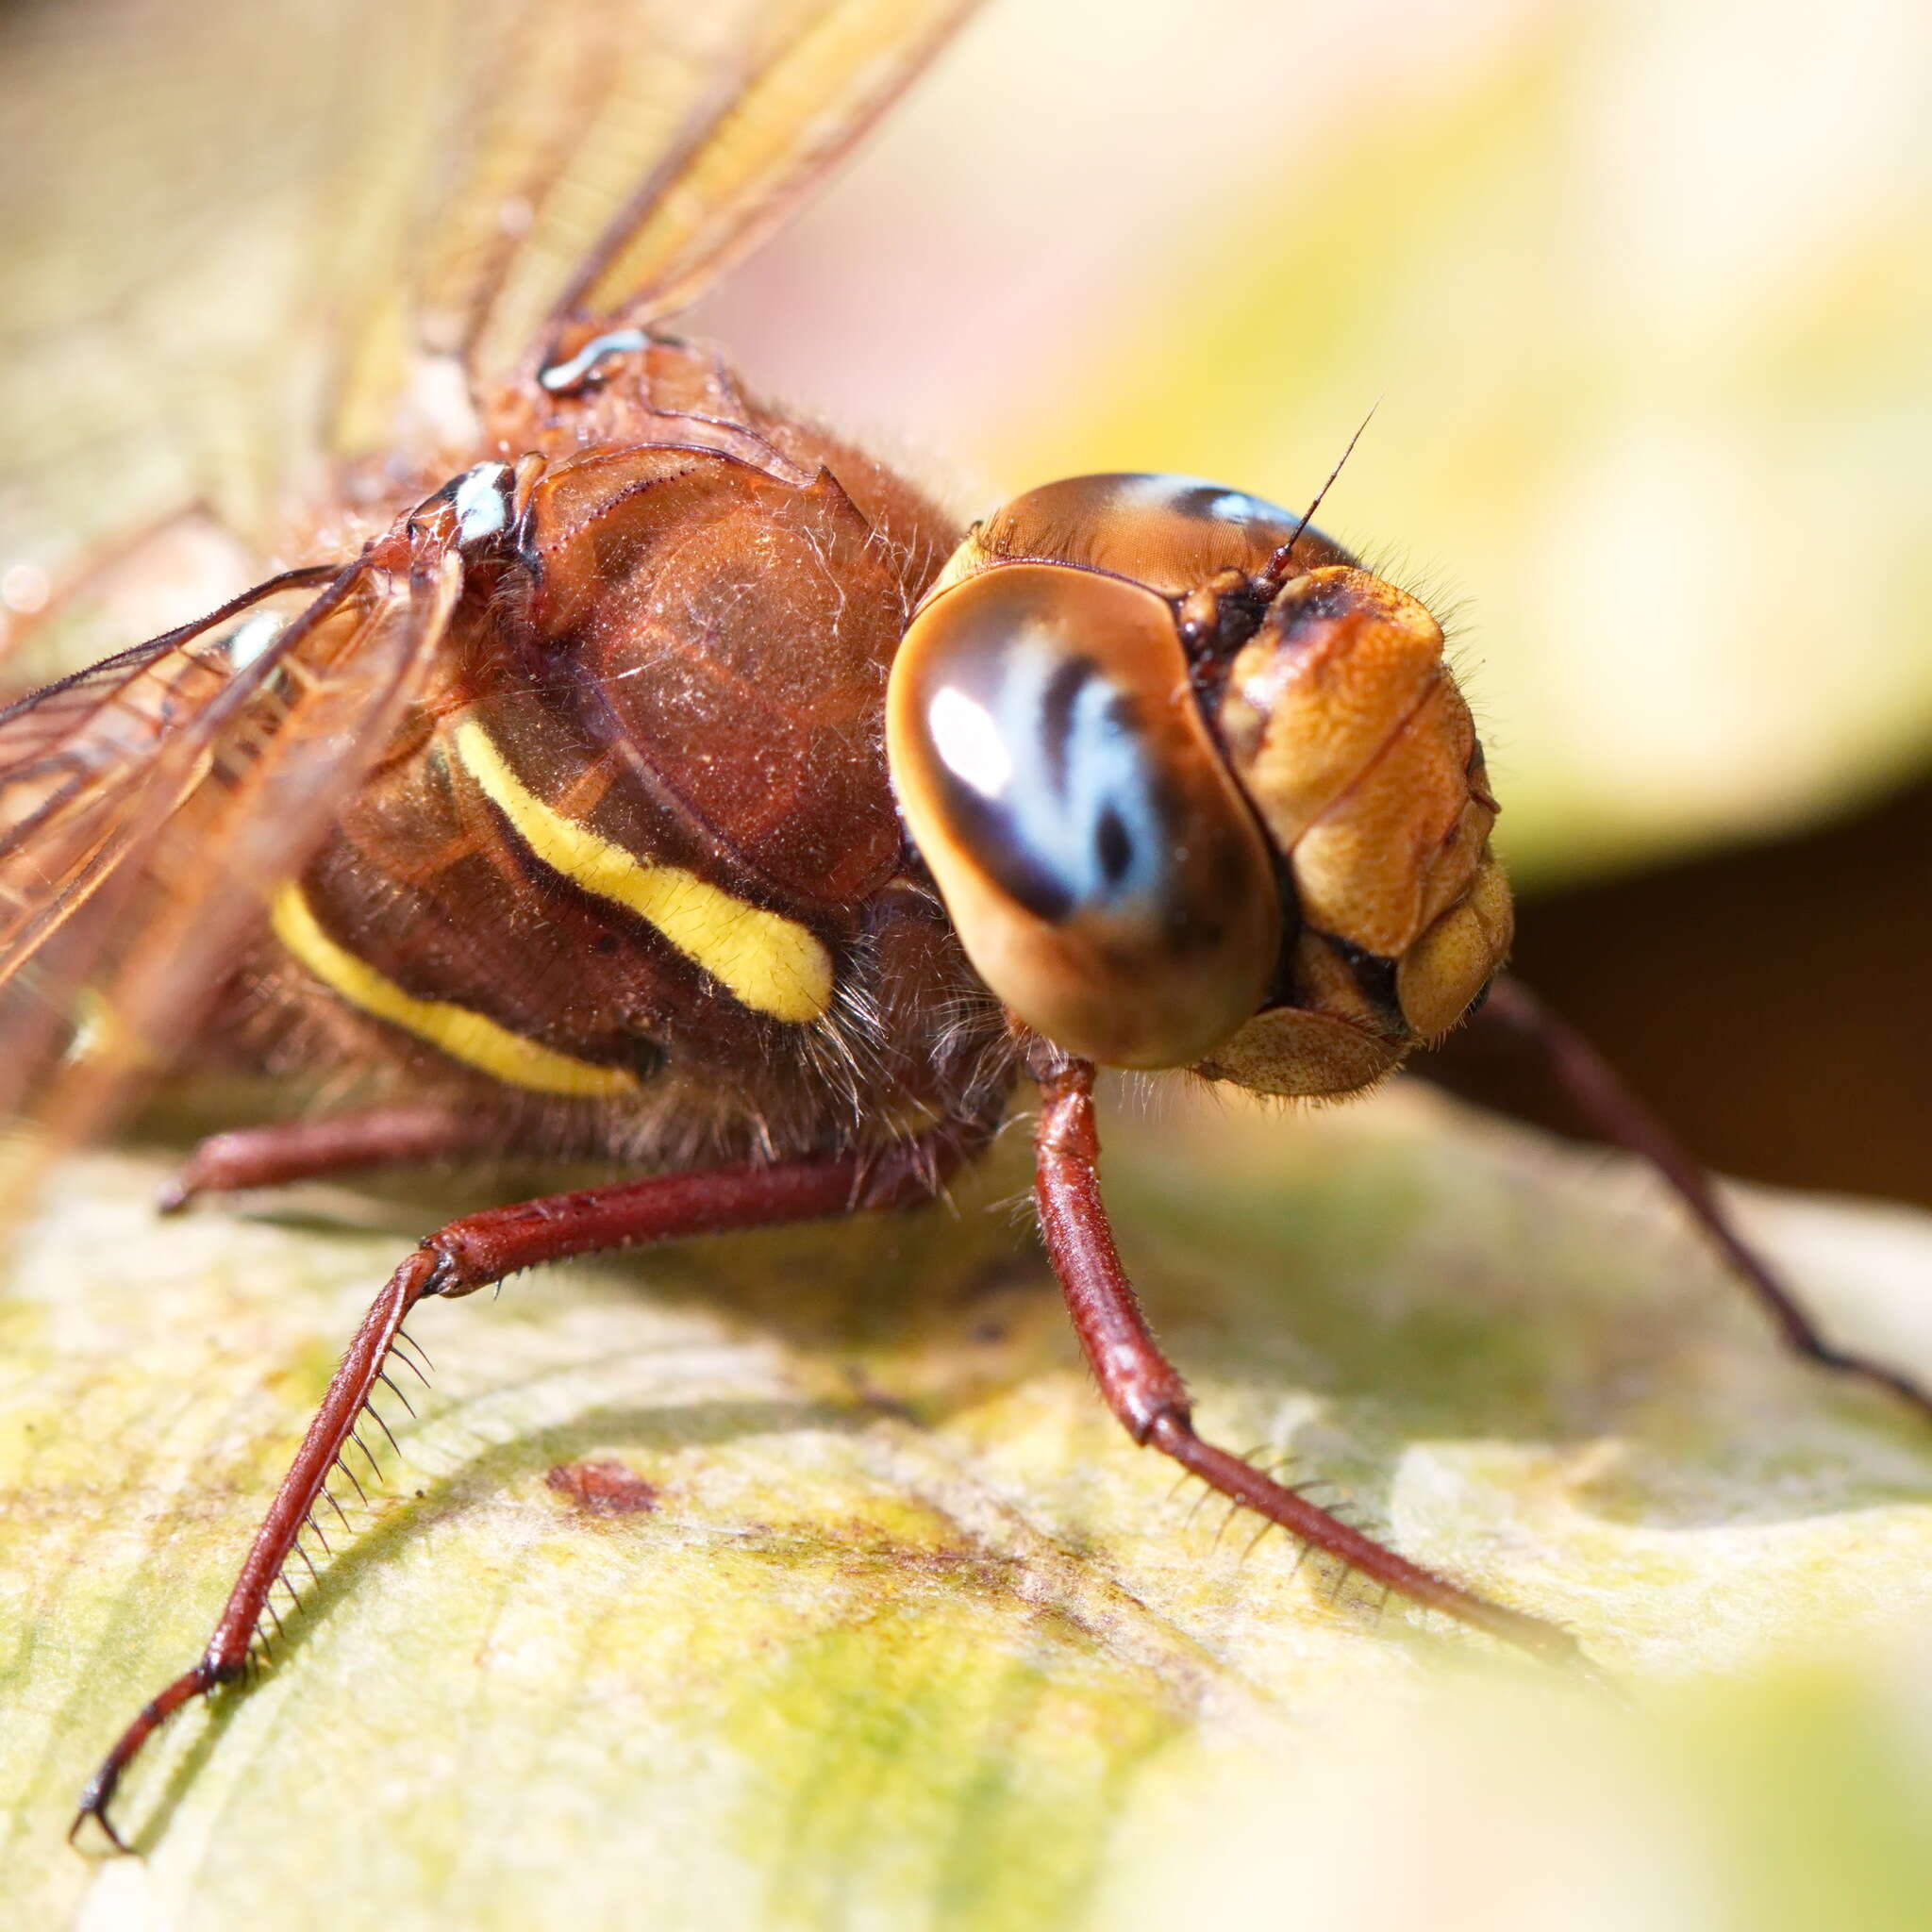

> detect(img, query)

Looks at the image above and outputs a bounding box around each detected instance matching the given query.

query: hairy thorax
[221,336,1014,1167]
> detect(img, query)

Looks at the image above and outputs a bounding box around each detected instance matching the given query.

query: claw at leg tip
[69,1796,132,1858]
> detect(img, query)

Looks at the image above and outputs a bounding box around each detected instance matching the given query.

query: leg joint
[413,1241,469,1299]
[1130,1397,1192,1448]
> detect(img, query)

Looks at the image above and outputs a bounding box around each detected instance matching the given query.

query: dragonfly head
[887,474,1509,1092]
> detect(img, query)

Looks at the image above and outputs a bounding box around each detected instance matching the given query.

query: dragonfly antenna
[1259,397,1381,594]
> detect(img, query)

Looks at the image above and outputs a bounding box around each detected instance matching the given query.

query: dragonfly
[2,0,1923,1856]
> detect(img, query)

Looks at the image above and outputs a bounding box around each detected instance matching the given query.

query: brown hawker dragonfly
[2,0,1924,1854]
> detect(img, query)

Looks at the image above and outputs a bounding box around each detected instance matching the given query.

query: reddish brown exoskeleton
[2,0,1923,1856]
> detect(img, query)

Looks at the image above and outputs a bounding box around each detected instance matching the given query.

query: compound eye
[887,562,1281,1068]
[923,472,1356,602]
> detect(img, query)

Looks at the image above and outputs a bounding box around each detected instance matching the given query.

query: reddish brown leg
[1471,976,1932,1422]
[1028,1046,1582,1671]
[74,1116,991,1853]
[158,1106,503,1212]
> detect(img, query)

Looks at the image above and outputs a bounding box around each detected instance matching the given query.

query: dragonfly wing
[0,545,463,1212]
[378,0,980,388]
[1,1,976,611]
[0,0,455,582]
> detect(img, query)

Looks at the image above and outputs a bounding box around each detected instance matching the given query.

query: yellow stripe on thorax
[271,886,639,1099]
[452,719,833,1024]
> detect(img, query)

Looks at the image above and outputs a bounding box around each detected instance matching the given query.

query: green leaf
[5,1086,1931,1926]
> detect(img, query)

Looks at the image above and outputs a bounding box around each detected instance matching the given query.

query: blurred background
[691,0,1932,1205]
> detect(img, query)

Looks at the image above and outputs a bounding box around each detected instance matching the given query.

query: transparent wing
[1,0,975,596]
[0,548,462,1220]
[0,0,449,582]
[335,0,977,414]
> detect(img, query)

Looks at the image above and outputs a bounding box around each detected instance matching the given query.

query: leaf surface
[4,1086,1931,1926]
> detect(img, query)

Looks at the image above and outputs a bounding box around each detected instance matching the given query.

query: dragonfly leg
[74,1109,997,1855]
[1471,975,1932,1423]
[1028,1047,1584,1671]
[158,1105,506,1210]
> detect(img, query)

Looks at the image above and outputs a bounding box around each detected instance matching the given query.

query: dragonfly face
[889,471,1510,1086]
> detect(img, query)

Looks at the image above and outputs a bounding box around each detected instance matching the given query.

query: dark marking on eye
[1094,806,1133,886]
[1039,655,1092,793]
[930,766,1077,923]
[1175,483,1229,521]
[991,835,1077,922]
